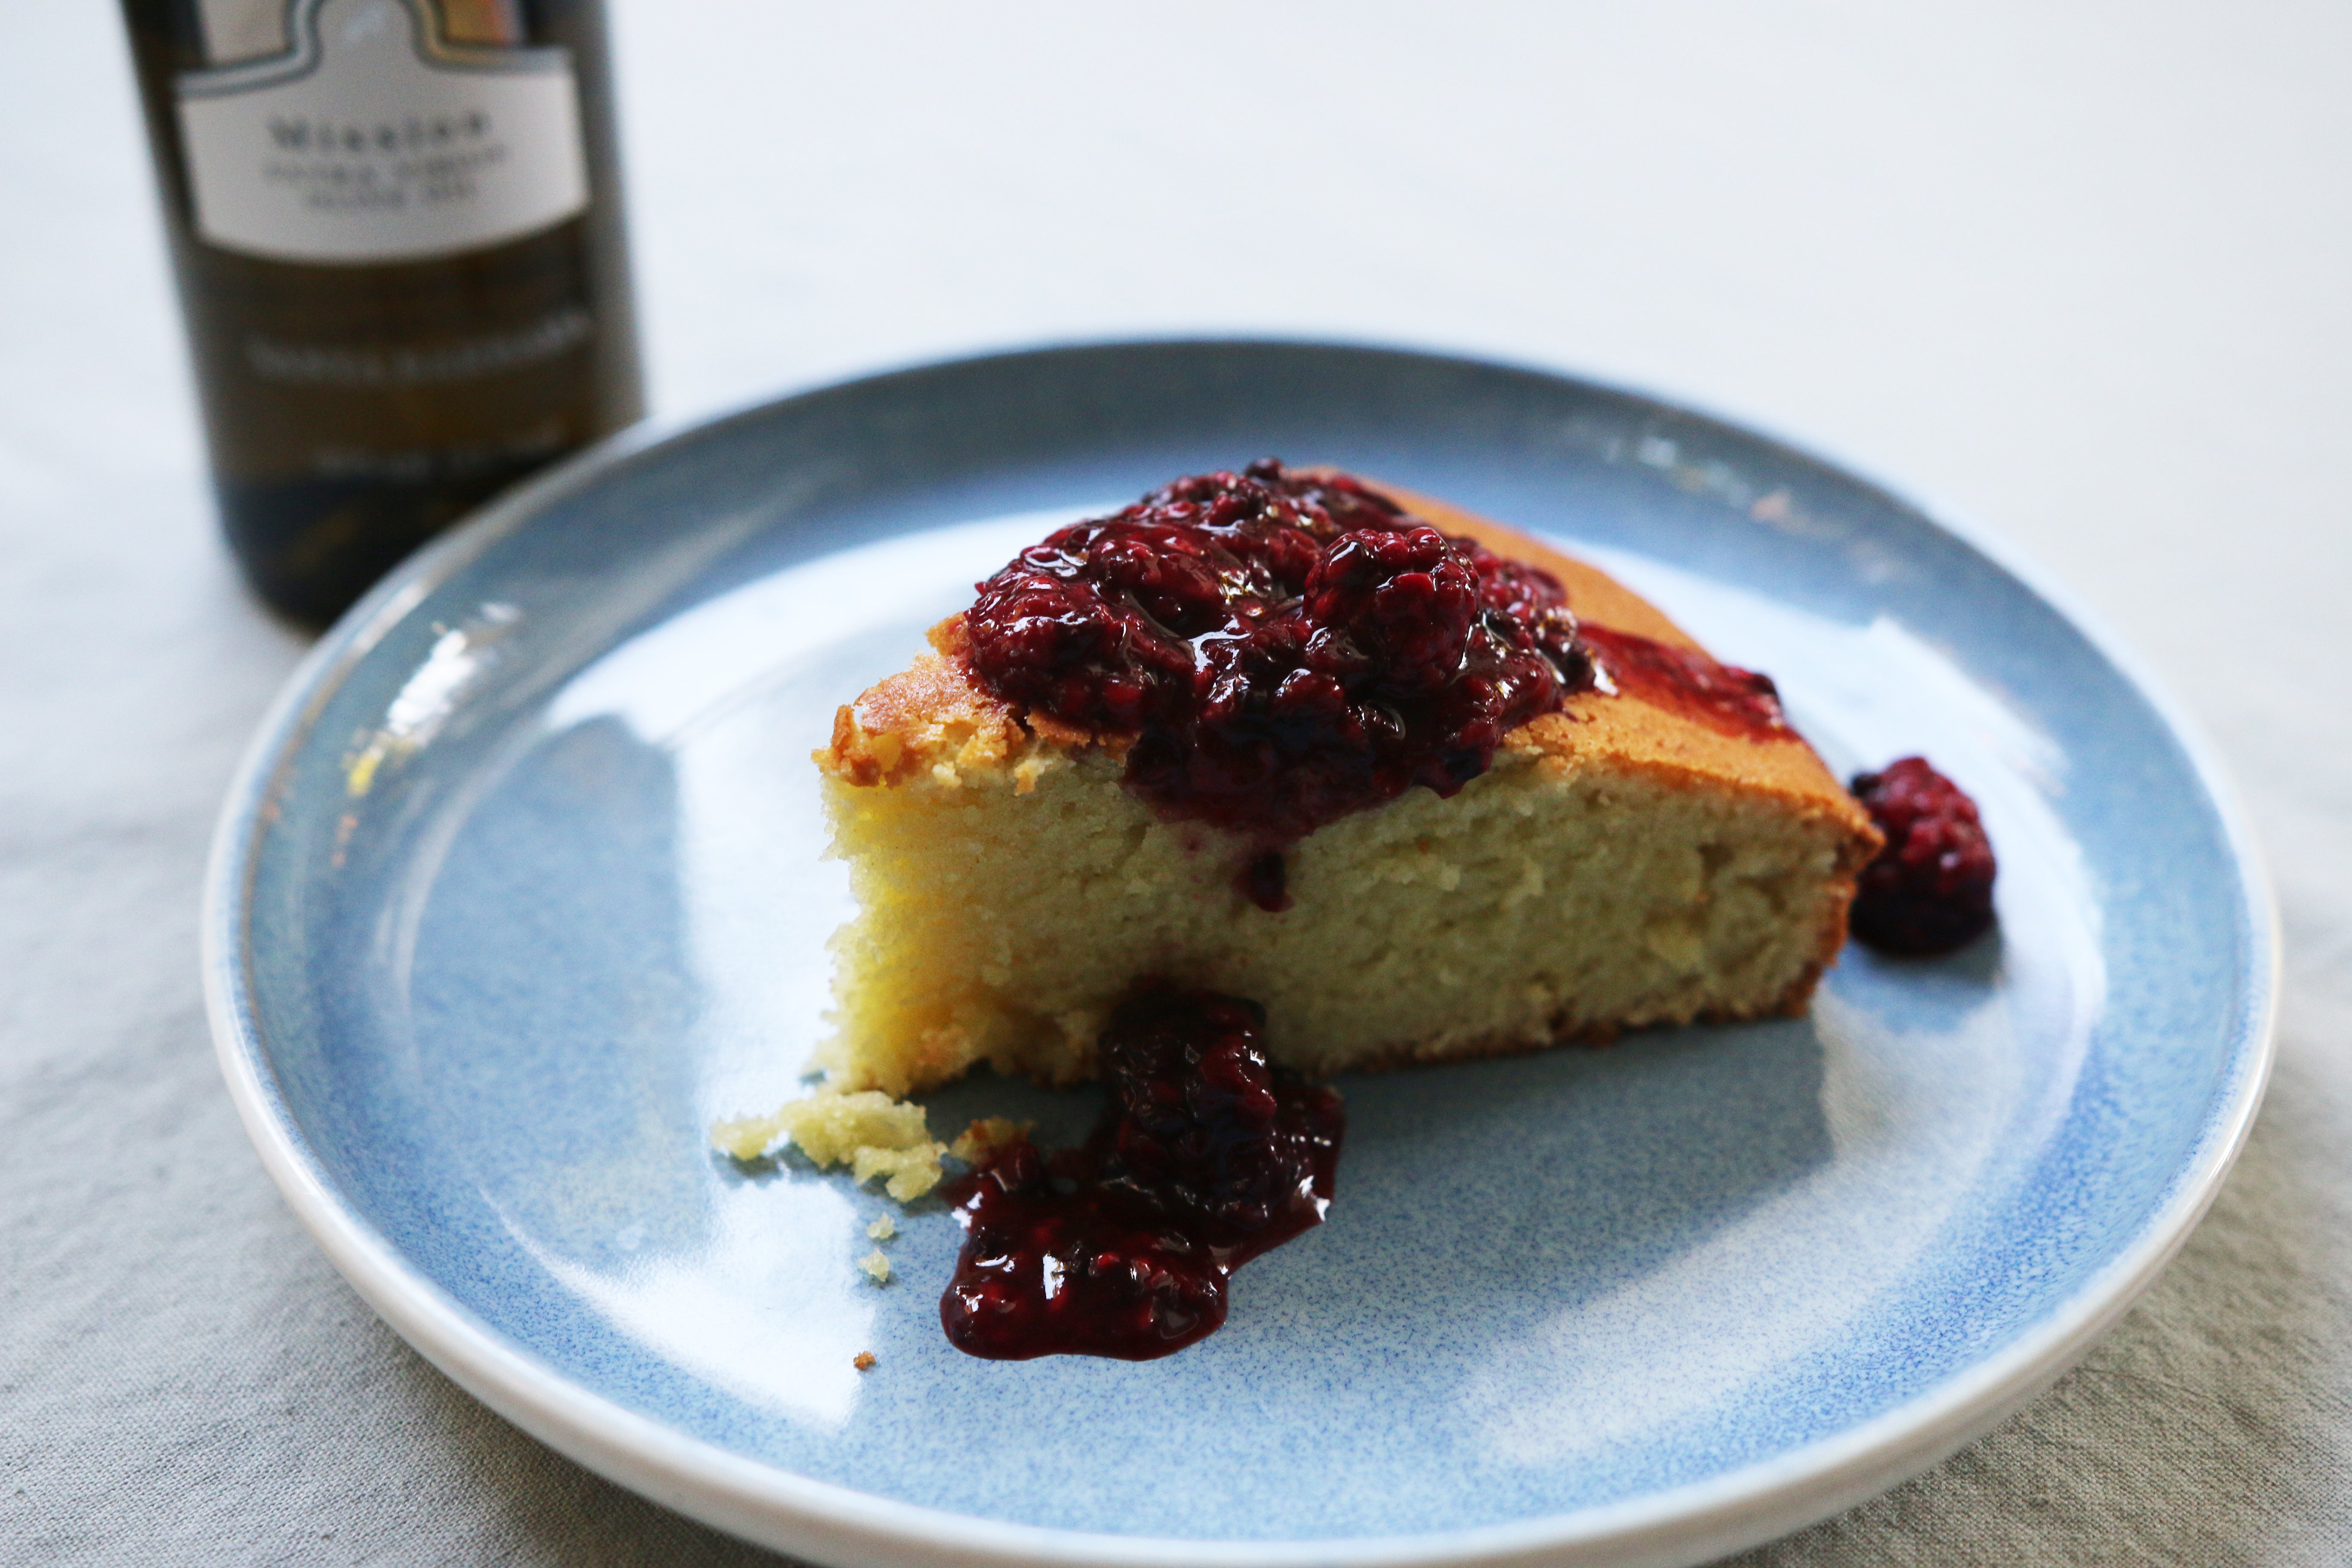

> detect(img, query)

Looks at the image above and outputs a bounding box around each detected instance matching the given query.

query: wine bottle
[120,0,643,625]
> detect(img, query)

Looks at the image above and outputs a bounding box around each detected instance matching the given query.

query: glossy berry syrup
[1849,757,1998,954]
[939,985,1344,1361]
[961,461,1591,905]
[1580,623,1791,742]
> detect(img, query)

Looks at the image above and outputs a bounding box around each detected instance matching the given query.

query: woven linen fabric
[6,1,2350,1563]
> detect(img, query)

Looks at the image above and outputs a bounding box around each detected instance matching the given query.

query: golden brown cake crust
[1326,943,1837,1079]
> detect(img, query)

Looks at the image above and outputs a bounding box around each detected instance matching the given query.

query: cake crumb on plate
[710,1090,946,1200]
[949,1117,1033,1164]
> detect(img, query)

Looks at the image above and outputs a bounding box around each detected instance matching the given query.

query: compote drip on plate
[940,984,1343,1361]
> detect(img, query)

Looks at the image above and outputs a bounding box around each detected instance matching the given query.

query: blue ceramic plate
[205,342,2274,1568]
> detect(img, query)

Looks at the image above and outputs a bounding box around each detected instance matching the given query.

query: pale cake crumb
[707,1109,788,1163]
[812,738,1870,1097]
[866,1215,896,1241]
[948,1117,1033,1164]
[858,1250,893,1284]
[709,1090,946,1200]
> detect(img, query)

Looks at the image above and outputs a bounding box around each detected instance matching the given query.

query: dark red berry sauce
[1849,757,1997,955]
[961,461,1592,901]
[939,985,1343,1361]
[1581,623,1791,743]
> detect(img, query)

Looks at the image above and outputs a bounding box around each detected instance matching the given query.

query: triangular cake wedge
[814,473,1880,1098]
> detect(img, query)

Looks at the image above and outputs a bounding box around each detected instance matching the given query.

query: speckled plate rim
[203,337,2278,1568]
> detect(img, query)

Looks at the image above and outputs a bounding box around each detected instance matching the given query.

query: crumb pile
[711,1095,1033,1205]
[710,1091,943,1200]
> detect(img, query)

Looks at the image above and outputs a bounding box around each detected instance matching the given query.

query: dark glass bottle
[120,0,643,625]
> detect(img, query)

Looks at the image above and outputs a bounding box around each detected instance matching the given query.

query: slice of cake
[809,461,1880,1099]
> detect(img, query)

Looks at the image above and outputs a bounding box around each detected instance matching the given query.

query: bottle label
[175,0,589,265]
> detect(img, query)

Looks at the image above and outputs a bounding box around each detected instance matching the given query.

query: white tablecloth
[5,3,2347,1562]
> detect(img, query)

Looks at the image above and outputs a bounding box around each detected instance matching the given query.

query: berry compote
[1849,757,1997,955]
[939,984,1344,1361]
[961,461,1592,906]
